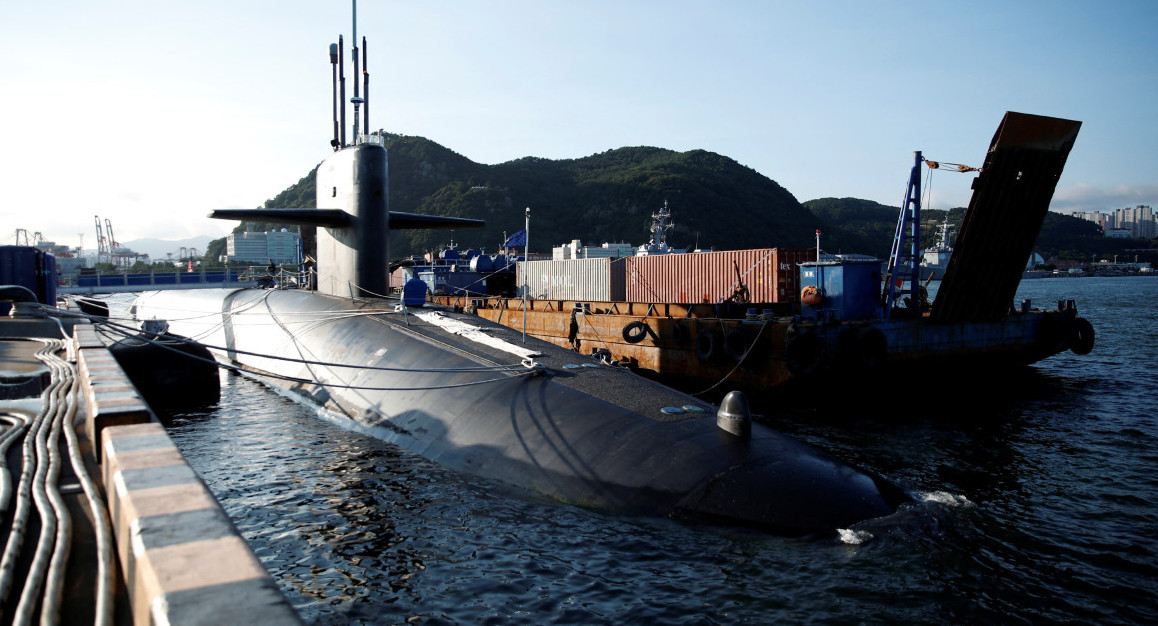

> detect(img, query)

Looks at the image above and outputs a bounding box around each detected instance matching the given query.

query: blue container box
[799,260,883,322]
[100,274,126,287]
[0,246,57,313]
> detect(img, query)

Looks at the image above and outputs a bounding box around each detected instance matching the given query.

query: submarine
[128,19,908,536]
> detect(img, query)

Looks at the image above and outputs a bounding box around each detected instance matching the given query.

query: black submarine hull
[133,287,907,535]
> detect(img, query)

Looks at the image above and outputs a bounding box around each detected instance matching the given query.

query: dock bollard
[716,390,752,439]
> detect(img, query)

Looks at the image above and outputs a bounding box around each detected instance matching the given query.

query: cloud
[1051,183,1158,212]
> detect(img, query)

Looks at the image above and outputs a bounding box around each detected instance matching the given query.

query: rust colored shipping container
[625,248,814,304]
[389,267,407,289]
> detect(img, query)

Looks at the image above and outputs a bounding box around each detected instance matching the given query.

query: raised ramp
[931,112,1081,322]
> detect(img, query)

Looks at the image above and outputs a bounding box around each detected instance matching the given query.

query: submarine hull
[133,287,905,534]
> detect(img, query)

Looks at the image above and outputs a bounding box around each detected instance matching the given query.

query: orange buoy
[801,285,826,307]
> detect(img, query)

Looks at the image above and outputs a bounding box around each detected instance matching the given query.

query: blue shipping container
[799,260,883,322]
[0,246,57,313]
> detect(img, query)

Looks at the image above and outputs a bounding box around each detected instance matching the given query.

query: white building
[1071,205,1155,238]
[266,229,300,262]
[552,239,635,261]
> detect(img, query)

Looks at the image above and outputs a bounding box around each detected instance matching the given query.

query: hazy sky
[2,0,1155,250]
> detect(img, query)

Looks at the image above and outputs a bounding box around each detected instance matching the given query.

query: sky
[2,0,1155,252]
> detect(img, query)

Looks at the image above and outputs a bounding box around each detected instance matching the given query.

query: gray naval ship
[131,23,908,537]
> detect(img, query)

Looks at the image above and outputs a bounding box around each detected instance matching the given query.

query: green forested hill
[210,134,822,259]
[804,197,1120,261]
[205,133,1153,264]
[388,137,824,256]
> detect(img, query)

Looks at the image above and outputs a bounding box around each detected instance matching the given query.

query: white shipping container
[516,258,626,301]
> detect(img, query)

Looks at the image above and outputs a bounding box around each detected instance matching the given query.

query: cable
[0,413,29,526]
[35,339,73,625]
[11,340,67,625]
[56,284,547,394]
[0,345,44,616]
[62,309,542,392]
[924,159,979,173]
[691,320,771,397]
[94,315,532,376]
[52,301,530,375]
[61,363,114,626]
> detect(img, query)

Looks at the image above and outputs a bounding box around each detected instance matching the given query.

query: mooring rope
[691,319,772,397]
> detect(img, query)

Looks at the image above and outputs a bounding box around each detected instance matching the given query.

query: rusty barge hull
[427,112,1092,400]
[431,295,1086,396]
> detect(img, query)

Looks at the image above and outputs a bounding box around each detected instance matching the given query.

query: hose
[0,338,113,626]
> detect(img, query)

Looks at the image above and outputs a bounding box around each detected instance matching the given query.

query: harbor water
[162,277,1158,624]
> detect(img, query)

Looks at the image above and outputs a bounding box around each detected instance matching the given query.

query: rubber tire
[786,332,824,377]
[1070,317,1095,355]
[622,321,649,344]
[724,327,752,362]
[694,330,717,361]
[855,327,888,369]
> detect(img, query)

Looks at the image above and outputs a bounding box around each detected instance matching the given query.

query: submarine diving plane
[130,19,908,536]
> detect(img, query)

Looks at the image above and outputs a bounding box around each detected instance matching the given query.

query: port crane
[94,216,109,265]
[93,215,147,268]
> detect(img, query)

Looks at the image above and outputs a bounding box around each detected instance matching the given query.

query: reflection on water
[168,278,1158,624]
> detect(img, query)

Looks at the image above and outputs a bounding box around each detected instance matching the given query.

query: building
[226,229,301,263]
[552,239,636,261]
[1071,205,1155,239]
[266,230,300,262]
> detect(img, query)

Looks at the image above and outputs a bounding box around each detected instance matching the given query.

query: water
[164,277,1158,624]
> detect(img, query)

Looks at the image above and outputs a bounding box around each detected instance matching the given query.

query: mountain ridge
[206,134,834,259]
[204,133,1146,264]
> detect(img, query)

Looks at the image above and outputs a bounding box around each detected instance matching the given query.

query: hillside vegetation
[205,133,1154,264]
[804,198,1119,262]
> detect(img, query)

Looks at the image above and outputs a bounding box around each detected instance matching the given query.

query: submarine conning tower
[207,30,482,294]
[315,143,390,298]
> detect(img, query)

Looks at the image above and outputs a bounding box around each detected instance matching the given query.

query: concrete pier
[0,311,300,625]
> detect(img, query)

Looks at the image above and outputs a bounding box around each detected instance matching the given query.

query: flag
[503,229,527,247]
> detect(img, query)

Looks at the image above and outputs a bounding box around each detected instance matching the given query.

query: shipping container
[419,267,489,295]
[799,259,883,321]
[0,246,57,314]
[516,258,627,301]
[390,267,407,289]
[624,248,814,304]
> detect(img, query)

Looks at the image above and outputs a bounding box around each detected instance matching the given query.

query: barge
[432,112,1094,403]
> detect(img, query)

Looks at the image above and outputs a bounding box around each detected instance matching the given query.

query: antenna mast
[338,36,346,147]
[330,0,370,149]
[329,42,340,149]
[362,38,369,136]
[350,0,364,144]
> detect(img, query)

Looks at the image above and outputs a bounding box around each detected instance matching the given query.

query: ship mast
[350,1,360,143]
[649,200,674,248]
[332,0,370,148]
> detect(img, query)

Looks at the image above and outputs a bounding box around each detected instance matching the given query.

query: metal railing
[238,265,313,290]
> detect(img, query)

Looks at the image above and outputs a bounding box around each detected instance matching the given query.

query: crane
[94,215,109,265]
